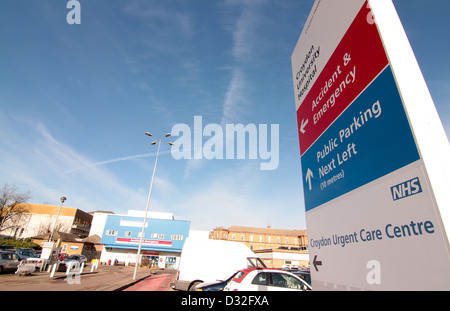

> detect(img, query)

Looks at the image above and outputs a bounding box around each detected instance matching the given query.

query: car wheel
[189,281,202,291]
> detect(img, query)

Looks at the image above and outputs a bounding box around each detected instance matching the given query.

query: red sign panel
[297,3,389,155]
[116,237,172,247]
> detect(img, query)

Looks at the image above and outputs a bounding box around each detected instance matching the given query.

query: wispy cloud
[183,1,264,178]
[230,6,260,62]
[64,151,171,174]
[222,0,266,63]
[220,1,266,124]
[123,0,194,42]
[0,114,162,213]
[173,162,303,230]
[221,68,248,125]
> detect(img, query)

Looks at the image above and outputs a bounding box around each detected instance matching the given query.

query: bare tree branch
[0,183,31,232]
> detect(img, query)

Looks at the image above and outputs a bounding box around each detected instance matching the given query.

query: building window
[232,234,236,241]
[277,237,281,244]
[286,237,289,244]
[17,228,24,237]
[171,234,183,240]
[259,236,263,242]
[268,236,271,243]
[250,235,254,242]
[241,234,245,241]
[105,230,118,236]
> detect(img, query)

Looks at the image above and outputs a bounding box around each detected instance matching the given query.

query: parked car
[0,245,15,251]
[173,237,259,291]
[58,253,69,261]
[15,249,39,260]
[57,254,88,271]
[0,251,21,273]
[64,254,87,263]
[293,271,311,286]
[224,267,312,291]
[195,272,239,291]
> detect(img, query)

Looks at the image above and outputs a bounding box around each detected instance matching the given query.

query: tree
[34,221,69,237]
[0,183,31,233]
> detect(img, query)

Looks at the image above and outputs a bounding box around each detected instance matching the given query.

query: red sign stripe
[297,2,389,155]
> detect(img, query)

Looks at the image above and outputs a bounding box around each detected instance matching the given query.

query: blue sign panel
[301,66,420,211]
[101,214,190,252]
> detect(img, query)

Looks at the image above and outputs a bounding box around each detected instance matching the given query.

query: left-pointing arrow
[313,255,322,272]
[300,118,309,134]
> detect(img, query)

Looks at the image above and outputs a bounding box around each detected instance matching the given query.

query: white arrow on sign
[300,118,309,134]
[306,168,313,190]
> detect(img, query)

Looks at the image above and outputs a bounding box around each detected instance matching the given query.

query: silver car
[16,249,39,260]
[0,251,21,273]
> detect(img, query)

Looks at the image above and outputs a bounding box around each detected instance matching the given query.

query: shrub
[0,238,41,250]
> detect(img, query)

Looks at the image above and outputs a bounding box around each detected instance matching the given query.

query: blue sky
[1,0,449,231]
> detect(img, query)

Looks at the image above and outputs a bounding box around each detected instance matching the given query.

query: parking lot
[0,264,176,291]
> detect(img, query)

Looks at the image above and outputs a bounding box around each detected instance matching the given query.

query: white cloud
[231,7,258,62]
[123,0,194,41]
[174,174,305,231]
[222,0,266,63]
[0,114,150,213]
[222,68,249,124]
[174,179,260,230]
[220,1,266,124]
[172,159,293,230]
[65,150,171,174]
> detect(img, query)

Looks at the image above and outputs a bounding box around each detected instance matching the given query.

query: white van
[173,237,262,291]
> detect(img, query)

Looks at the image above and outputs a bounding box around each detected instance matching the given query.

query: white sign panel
[292,0,450,290]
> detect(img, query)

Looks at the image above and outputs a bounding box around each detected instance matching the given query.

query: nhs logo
[391,177,423,201]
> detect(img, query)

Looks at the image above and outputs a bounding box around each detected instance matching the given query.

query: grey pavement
[0,264,164,291]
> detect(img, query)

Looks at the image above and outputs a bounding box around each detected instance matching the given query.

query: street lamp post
[49,196,67,242]
[133,132,173,280]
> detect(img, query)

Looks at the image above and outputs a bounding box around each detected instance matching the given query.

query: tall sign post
[292,0,450,290]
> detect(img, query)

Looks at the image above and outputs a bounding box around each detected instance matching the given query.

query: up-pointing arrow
[306,168,313,190]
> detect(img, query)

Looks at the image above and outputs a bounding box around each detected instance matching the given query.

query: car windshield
[1,252,18,260]
[272,273,309,290]
[247,257,266,268]
[251,272,310,290]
